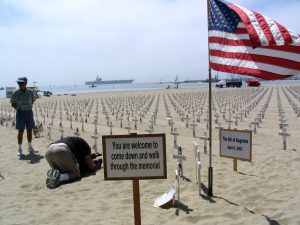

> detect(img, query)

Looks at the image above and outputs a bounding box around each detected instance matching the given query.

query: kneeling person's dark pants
[45,143,81,178]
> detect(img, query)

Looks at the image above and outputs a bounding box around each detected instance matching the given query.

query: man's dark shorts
[16,110,35,129]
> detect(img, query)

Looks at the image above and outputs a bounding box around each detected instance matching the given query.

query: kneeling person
[45,136,100,189]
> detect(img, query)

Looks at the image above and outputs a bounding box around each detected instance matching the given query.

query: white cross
[251,121,259,134]
[74,127,80,137]
[199,131,209,154]
[171,128,179,148]
[233,115,240,126]
[189,120,197,138]
[132,117,138,130]
[125,122,132,134]
[194,141,201,196]
[146,127,154,134]
[59,126,64,139]
[47,125,52,140]
[108,121,113,135]
[94,116,98,134]
[80,117,84,132]
[214,113,220,124]
[69,115,73,129]
[279,131,290,150]
[226,118,233,129]
[91,133,98,153]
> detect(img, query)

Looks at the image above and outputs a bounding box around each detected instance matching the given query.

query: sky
[0,0,300,87]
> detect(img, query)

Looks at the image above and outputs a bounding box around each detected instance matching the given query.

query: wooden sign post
[102,133,167,225]
[219,129,252,172]
[132,179,141,225]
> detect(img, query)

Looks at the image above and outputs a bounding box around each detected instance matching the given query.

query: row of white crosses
[231,89,265,131]
[0,103,15,127]
[247,88,270,134]
[168,92,207,127]
[217,88,266,132]
[166,92,205,198]
[283,86,300,117]
[187,89,255,128]
[170,88,266,138]
[164,94,185,133]
[214,88,265,130]
[276,88,290,150]
[2,94,146,146]
[165,95,186,203]
[33,97,98,140]
[3,85,300,152]
[102,94,156,134]
[1,86,263,128]
[165,90,224,145]
[251,87,272,135]
[192,88,274,197]
[94,92,201,142]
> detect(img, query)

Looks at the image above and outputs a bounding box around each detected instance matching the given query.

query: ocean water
[0,82,208,98]
[1,79,300,98]
[45,82,209,95]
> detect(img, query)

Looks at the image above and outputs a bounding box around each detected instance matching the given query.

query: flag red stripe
[261,45,300,54]
[235,28,247,34]
[209,36,250,46]
[228,4,261,48]
[210,62,293,80]
[210,50,300,70]
[276,22,293,45]
[209,36,300,54]
[253,11,276,45]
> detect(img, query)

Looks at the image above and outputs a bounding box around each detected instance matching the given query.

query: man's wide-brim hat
[16,77,28,83]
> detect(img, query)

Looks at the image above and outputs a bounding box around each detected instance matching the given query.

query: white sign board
[220,129,252,161]
[102,134,167,180]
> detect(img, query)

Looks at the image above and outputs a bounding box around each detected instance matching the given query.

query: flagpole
[206,0,213,197]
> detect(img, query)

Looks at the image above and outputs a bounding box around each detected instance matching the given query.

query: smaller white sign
[220,129,252,161]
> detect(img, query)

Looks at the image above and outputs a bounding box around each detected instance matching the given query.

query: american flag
[208,0,300,80]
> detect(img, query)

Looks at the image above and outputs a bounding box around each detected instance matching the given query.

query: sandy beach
[0,84,300,225]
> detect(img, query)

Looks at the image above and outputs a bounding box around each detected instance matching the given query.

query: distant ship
[85,75,134,85]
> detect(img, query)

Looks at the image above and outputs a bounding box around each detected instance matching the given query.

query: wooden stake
[132,179,141,225]
[233,159,237,172]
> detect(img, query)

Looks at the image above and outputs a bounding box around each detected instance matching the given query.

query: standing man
[10,76,36,158]
[45,136,102,189]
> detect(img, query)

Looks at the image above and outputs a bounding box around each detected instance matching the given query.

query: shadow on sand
[159,200,193,215]
[20,151,44,164]
[193,183,281,225]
